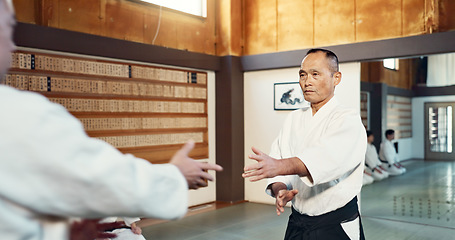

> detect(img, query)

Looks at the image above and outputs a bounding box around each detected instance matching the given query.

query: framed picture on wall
[274,82,309,110]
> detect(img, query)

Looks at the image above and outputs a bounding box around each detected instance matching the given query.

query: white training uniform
[266,97,366,238]
[364,143,388,180]
[0,85,188,240]
[365,143,382,169]
[266,97,366,215]
[379,139,404,175]
[379,139,398,165]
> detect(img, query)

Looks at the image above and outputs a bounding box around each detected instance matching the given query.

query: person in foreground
[243,49,367,239]
[0,1,222,239]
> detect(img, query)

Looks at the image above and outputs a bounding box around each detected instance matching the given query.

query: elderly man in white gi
[0,1,222,239]
[243,49,367,240]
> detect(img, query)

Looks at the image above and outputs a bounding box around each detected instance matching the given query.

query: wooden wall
[243,0,455,55]
[12,0,455,57]
[215,0,244,56]
[13,0,217,55]
[360,58,421,90]
[387,95,412,139]
[3,49,209,164]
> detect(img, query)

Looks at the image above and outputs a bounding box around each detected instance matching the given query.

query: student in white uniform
[379,129,406,175]
[365,130,389,181]
[0,1,223,239]
[243,49,366,239]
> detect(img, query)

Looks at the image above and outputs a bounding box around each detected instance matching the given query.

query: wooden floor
[138,159,455,239]
[137,201,237,227]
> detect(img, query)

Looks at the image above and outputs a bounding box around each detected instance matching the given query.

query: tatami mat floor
[140,159,455,239]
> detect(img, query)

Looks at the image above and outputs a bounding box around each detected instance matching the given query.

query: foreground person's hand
[70,219,125,240]
[170,140,223,189]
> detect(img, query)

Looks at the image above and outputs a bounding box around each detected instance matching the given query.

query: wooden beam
[242,30,455,71]
[13,22,220,71]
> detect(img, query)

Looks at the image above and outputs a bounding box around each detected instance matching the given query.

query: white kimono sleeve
[0,89,188,220]
[265,119,294,197]
[295,110,366,186]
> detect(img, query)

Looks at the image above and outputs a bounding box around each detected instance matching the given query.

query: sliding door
[424,102,455,160]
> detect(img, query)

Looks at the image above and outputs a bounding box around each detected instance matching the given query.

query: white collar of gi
[311,96,339,117]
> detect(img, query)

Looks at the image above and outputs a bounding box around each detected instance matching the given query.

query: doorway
[424,102,455,160]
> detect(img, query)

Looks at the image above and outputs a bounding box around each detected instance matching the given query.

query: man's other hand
[276,189,298,216]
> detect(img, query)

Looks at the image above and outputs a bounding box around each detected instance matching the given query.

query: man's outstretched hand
[242,147,280,182]
[170,140,223,189]
[243,147,310,182]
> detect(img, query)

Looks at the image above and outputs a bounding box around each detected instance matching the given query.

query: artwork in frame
[274,82,309,110]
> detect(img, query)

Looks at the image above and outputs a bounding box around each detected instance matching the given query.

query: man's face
[387,133,395,141]
[0,0,16,76]
[299,52,341,107]
[367,134,374,144]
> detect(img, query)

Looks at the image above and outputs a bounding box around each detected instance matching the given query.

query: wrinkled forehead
[300,52,327,69]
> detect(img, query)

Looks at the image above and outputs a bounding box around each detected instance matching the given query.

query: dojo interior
[5,0,455,239]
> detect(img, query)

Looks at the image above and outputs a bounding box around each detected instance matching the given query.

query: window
[428,105,452,153]
[383,58,399,70]
[138,0,207,18]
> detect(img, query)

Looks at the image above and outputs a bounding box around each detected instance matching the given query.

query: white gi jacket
[266,97,367,216]
[379,139,398,164]
[365,143,382,168]
[0,86,188,239]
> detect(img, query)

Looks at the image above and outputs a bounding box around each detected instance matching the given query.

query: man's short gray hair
[305,48,339,76]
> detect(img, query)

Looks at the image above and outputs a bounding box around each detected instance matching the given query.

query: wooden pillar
[36,0,59,27]
[370,83,388,149]
[215,0,243,56]
[215,56,244,203]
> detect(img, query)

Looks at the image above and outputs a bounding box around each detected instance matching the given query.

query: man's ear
[333,72,342,86]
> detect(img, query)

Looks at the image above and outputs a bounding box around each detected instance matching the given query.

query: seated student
[379,129,406,175]
[365,130,389,181]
